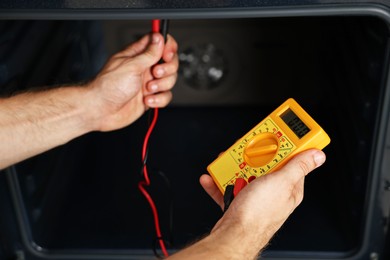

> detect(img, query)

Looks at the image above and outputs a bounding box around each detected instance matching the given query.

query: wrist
[81,83,110,132]
[210,214,269,259]
[48,85,99,138]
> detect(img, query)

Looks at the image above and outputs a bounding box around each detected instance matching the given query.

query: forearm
[0,86,97,169]
[169,216,270,260]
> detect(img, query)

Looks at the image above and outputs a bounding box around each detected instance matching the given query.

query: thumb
[132,33,164,69]
[280,149,326,184]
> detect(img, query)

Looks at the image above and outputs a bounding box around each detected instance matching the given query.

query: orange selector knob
[243,133,279,168]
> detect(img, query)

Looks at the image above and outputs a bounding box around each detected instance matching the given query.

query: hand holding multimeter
[207,98,330,205]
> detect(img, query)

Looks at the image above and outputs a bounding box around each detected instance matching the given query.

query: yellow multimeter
[207,98,331,194]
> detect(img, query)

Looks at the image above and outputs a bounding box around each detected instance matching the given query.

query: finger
[144,90,172,108]
[131,33,164,69]
[146,73,177,94]
[114,34,151,58]
[152,53,179,79]
[162,35,179,62]
[278,149,326,184]
[199,174,224,209]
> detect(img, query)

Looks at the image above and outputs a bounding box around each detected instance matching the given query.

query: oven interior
[1,16,388,258]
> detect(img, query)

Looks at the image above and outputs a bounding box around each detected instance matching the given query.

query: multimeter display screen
[281,108,310,138]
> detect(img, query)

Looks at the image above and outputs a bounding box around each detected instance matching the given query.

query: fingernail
[152,34,160,44]
[314,151,326,167]
[166,52,174,61]
[147,97,156,105]
[156,68,164,77]
[149,84,158,92]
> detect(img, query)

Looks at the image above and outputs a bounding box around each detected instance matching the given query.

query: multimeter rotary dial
[243,133,279,168]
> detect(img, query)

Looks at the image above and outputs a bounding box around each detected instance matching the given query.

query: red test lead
[223,177,249,212]
[137,19,169,258]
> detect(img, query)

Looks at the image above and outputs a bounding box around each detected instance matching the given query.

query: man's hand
[87,32,178,132]
[212,149,325,230]
[0,32,178,170]
[169,149,326,259]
